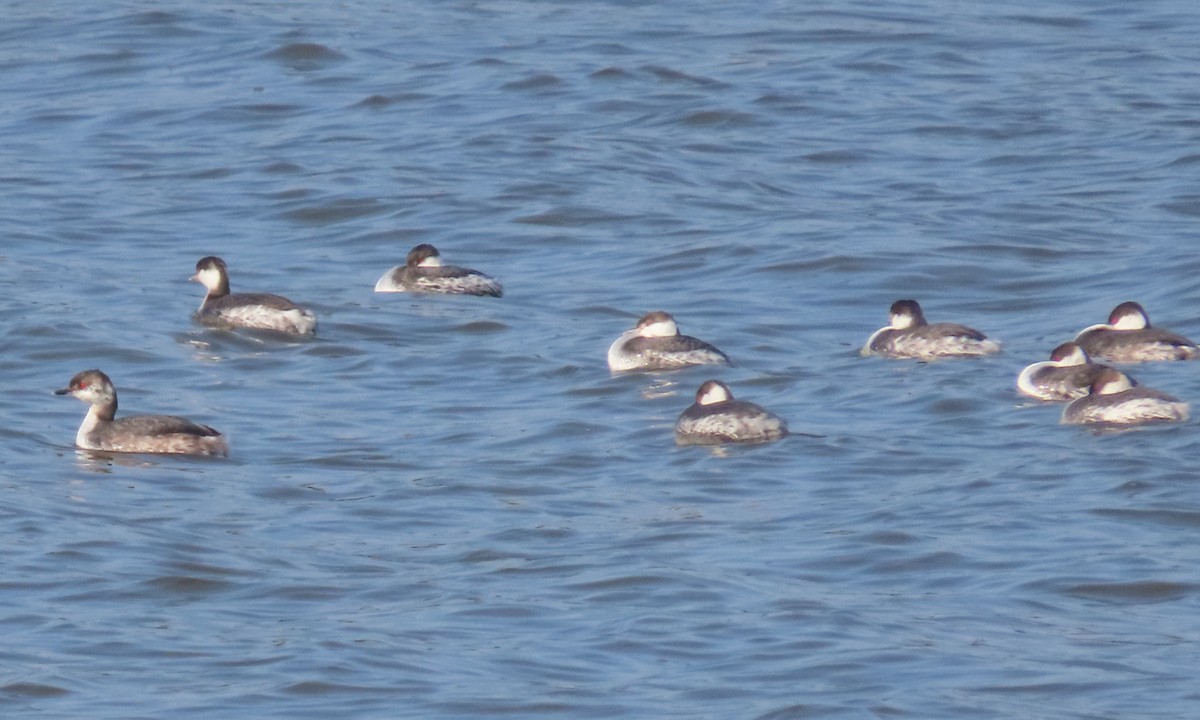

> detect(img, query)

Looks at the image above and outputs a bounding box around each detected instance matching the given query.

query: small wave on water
[4,1,1200,718]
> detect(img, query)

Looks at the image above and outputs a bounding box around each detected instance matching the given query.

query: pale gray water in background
[3,1,1200,717]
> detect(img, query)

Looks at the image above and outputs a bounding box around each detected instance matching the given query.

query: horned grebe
[607,311,730,372]
[1061,367,1188,426]
[675,380,788,446]
[862,299,1000,360]
[1017,341,1114,402]
[192,256,317,335]
[374,244,503,297]
[55,369,228,456]
[1073,301,1197,363]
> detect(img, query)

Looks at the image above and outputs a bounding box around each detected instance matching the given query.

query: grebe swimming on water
[675,380,787,446]
[55,369,228,456]
[374,244,503,297]
[862,299,1000,360]
[1017,341,1114,402]
[1073,301,1197,363]
[192,256,316,335]
[1061,367,1188,426]
[608,311,729,372]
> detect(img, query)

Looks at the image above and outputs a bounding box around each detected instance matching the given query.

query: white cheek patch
[1111,312,1147,330]
[417,255,443,268]
[640,319,679,338]
[1056,346,1087,366]
[1095,375,1134,395]
[698,384,731,405]
[75,384,113,406]
[196,266,221,289]
[890,312,915,330]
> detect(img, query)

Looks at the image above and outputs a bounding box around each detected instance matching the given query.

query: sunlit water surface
[3,1,1200,718]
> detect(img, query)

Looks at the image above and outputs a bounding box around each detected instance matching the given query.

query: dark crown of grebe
[195,255,227,273]
[405,244,442,268]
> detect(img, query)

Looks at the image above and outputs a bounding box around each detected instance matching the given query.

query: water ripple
[4,1,1200,718]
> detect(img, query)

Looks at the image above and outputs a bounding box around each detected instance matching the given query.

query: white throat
[76,405,105,449]
[194,266,223,292]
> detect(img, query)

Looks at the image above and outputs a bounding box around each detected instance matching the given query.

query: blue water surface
[2,1,1200,718]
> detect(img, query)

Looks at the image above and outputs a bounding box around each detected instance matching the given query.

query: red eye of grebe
[77,382,89,389]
